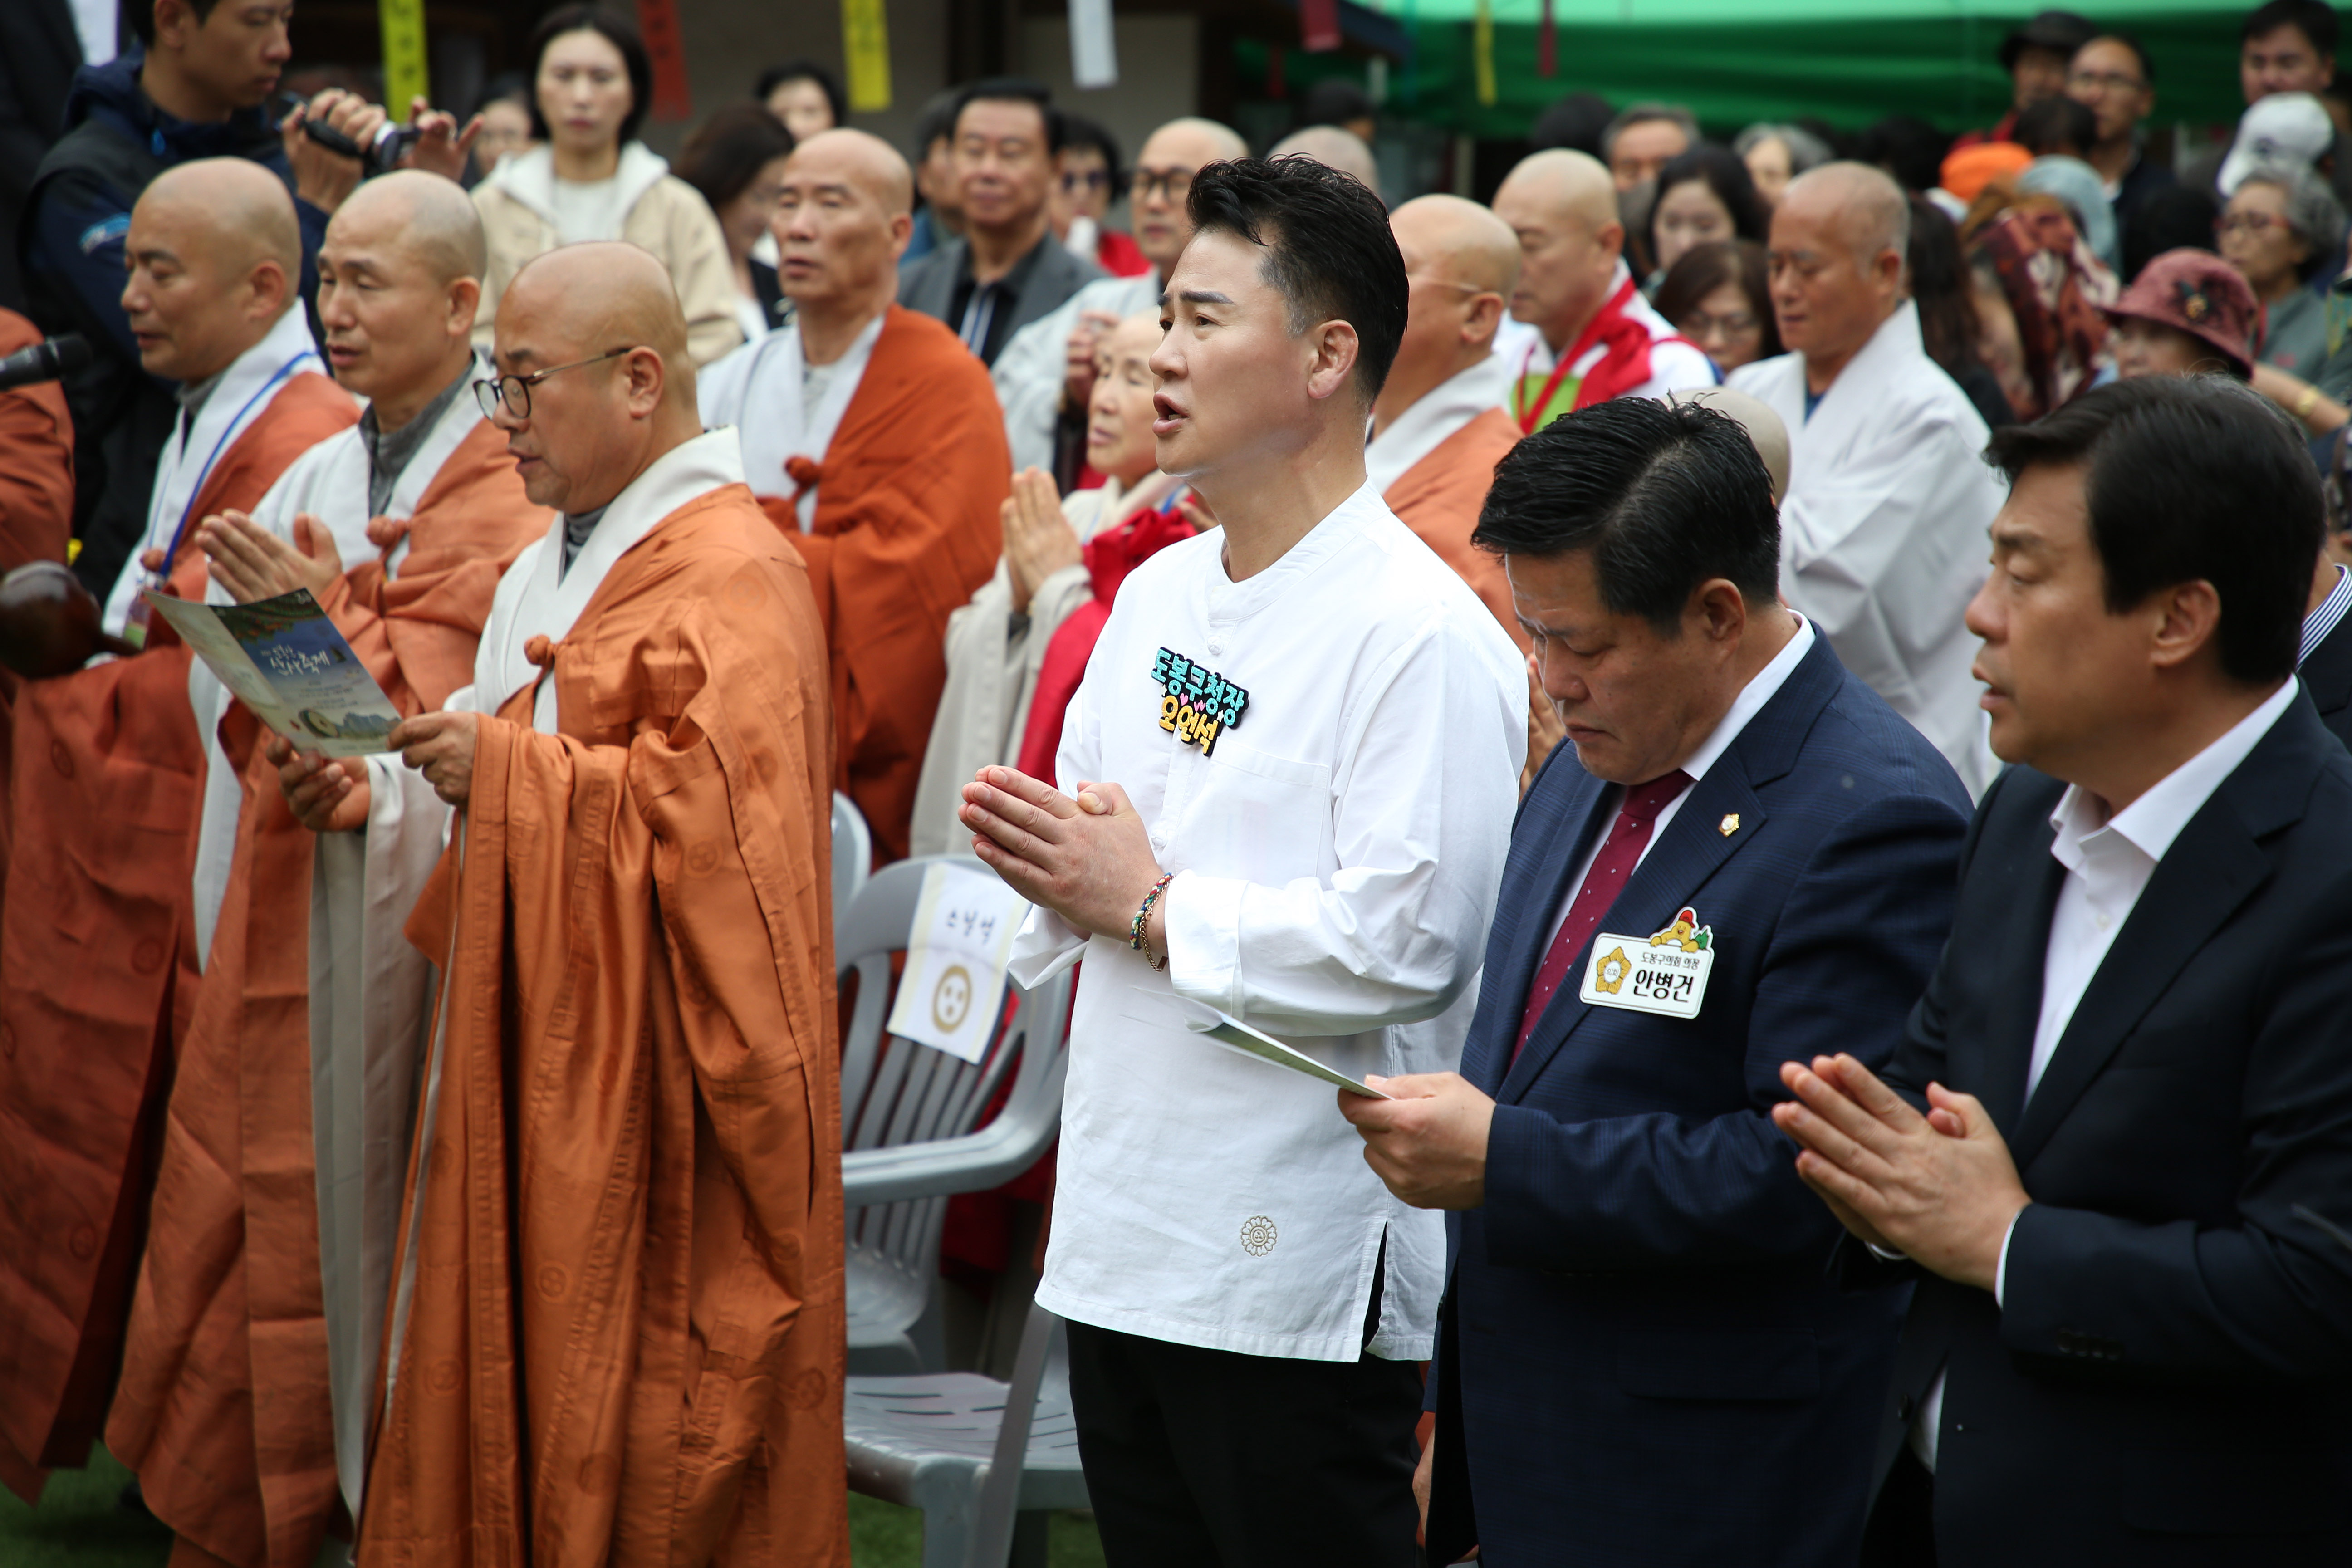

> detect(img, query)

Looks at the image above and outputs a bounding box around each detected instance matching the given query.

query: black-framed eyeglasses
[474,346,634,419]
[1130,167,1196,202]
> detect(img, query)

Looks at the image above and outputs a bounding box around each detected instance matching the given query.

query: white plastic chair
[837,856,1073,1375]
[844,1293,1086,1568]
[832,791,872,932]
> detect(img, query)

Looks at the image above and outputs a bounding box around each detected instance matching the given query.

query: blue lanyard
[152,348,317,582]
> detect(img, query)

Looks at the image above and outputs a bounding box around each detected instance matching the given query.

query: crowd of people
[0,0,2349,1565]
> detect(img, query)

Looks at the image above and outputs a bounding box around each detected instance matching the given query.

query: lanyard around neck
[152,348,316,582]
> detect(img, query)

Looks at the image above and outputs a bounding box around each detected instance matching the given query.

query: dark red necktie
[1512,770,1692,1062]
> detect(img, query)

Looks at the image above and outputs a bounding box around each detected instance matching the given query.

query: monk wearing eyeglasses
[283,240,845,1566]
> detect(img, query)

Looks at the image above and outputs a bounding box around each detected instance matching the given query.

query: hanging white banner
[1068,0,1117,89]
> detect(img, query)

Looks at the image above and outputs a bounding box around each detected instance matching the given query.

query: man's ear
[1305,318,1362,404]
[2146,578,2225,673]
[1462,291,1505,344]
[248,260,290,322]
[447,276,484,338]
[622,346,666,415]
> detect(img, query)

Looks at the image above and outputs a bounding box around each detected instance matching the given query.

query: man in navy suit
[1343,396,1975,1565]
[1780,376,2352,1565]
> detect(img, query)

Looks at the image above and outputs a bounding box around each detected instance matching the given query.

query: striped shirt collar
[2302,563,2352,667]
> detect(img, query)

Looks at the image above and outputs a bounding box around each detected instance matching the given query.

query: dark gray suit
[896,232,1099,367]
[1845,693,2352,1565]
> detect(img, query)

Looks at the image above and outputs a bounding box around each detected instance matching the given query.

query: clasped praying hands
[1772,1053,2032,1294]
[959,765,1170,953]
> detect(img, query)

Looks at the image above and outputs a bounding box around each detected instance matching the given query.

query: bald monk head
[1766,162,1911,392]
[1269,126,1381,197]
[1491,148,1627,356]
[1671,384,1792,504]
[316,171,488,431]
[1131,117,1248,276]
[489,242,700,515]
[775,128,912,354]
[121,157,303,383]
[1373,195,1521,436]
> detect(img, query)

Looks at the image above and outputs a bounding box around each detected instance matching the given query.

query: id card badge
[1580,906,1716,1019]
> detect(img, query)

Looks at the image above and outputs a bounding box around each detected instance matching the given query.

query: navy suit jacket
[1429,632,1973,1568]
[1843,693,2352,1566]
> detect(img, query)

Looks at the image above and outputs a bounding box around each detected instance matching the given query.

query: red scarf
[1517,275,1691,433]
[1015,495,1197,784]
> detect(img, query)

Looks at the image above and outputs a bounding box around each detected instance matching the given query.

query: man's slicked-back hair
[953,77,1065,156]
[1985,375,2321,684]
[1183,155,1407,403]
[1473,397,1781,633]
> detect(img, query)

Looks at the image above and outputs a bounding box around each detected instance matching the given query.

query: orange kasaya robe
[0,369,354,1504]
[1382,406,1527,652]
[360,482,847,1568]
[762,304,1007,866]
[0,306,78,888]
[103,416,550,1568]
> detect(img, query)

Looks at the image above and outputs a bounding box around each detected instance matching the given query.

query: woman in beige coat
[471,4,741,366]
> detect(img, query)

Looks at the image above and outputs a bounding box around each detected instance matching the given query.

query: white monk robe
[187,378,484,961]
[697,314,884,530]
[307,430,748,1519]
[101,306,326,635]
[1730,302,2005,795]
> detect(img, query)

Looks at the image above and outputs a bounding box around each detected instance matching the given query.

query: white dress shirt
[1009,481,1527,1362]
[1907,673,2299,1471]
[1540,616,1816,953]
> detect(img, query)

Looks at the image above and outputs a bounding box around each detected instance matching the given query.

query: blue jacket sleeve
[1480,789,1968,1272]
[24,167,141,363]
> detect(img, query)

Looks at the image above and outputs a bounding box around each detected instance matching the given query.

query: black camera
[301,115,423,177]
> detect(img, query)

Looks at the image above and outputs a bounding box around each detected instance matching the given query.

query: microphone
[0,335,92,392]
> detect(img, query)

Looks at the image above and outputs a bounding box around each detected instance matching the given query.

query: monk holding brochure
[278,241,846,1565]
[961,157,1524,1564]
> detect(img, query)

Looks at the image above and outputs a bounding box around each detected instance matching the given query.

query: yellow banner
[843,0,891,114]
[1473,0,1496,108]
[379,0,429,117]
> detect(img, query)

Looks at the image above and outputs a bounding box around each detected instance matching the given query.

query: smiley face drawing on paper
[931,965,974,1032]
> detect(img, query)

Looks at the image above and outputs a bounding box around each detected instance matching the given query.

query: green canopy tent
[1259,1,2265,137]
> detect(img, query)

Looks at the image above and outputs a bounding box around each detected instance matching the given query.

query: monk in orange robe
[1366,195,1528,649]
[0,160,356,1506]
[699,128,1006,864]
[102,172,551,1568]
[279,242,846,1566]
[0,307,74,571]
[0,304,78,882]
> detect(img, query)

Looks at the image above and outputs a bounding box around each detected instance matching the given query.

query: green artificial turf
[0,1453,1102,1568]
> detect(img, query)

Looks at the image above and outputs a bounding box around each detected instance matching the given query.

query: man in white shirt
[1489,147,1716,436]
[1731,162,2008,795]
[1779,375,2352,1567]
[960,156,1525,1565]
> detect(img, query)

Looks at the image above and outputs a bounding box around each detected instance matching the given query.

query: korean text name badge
[1579,906,1717,1020]
[887,861,1031,1064]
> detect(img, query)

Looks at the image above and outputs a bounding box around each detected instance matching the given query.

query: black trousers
[1063,1321,1424,1568]
[1860,1449,1938,1568]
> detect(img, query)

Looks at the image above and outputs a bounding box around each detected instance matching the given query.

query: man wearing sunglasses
[280,239,848,1563]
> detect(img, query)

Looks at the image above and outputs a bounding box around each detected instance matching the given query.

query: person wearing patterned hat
[2106,247,2264,379]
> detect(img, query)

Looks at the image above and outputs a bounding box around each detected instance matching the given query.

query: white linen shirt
[1009,481,1527,1362]
[1908,674,2298,1471]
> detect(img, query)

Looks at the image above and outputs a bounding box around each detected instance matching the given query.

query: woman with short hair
[470,4,741,363]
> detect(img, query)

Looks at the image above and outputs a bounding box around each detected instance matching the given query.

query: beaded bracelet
[1130,872,1174,961]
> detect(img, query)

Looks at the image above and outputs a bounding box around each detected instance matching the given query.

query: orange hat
[1941,142,2034,203]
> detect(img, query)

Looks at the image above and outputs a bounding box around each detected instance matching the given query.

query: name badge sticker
[1150,646,1248,757]
[1579,906,1716,1019]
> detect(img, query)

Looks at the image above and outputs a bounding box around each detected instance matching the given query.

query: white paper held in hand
[1138,989,1395,1098]
[887,862,1031,1065]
